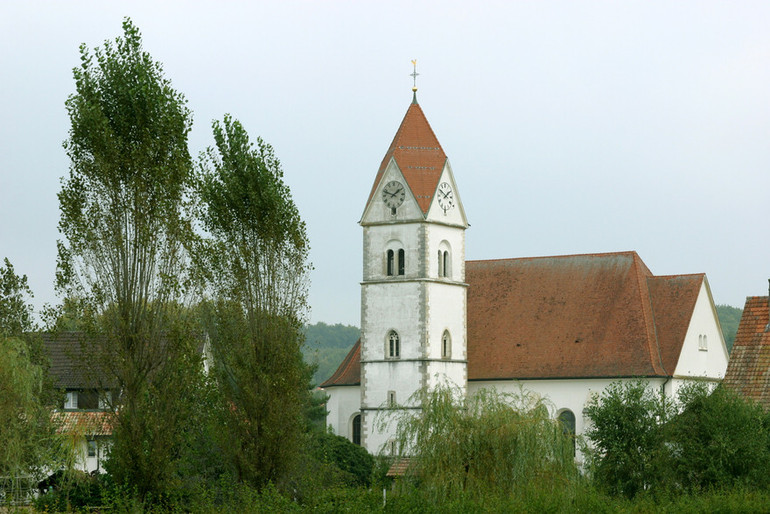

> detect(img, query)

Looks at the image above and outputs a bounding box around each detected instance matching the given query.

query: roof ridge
[466,250,641,265]
[650,272,705,280]
[634,254,667,375]
[320,339,360,388]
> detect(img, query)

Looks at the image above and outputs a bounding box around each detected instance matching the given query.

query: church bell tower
[358,83,469,453]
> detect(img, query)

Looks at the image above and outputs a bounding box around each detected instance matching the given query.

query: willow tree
[388,385,578,502]
[0,260,67,504]
[58,19,201,498]
[198,115,311,488]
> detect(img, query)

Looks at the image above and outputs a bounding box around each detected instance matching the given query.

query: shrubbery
[584,380,770,499]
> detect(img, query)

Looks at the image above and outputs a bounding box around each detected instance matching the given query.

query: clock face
[382,181,406,209]
[437,182,455,213]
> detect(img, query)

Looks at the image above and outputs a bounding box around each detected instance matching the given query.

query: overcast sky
[1,1,768,326]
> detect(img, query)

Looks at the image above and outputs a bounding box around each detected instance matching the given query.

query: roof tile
[723,296,770,407]
[366,101,447,215]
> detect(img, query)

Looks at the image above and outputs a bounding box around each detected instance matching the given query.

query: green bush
[580,380,675,498]
[665,384,770,492]
[309,431,374,487]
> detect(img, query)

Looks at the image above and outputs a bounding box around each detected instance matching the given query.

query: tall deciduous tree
[0,261,66,504]
[0,258,35,338]
[198,115,311,489]
[58,18,201,499]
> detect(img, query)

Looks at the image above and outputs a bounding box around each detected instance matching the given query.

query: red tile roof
[647,274,704,373]
[54,410,113,436]
[723,296,770,408]
[322,252,705,386]
[320,339,361,387]
[466,252,701,380]
[366,100,447,215]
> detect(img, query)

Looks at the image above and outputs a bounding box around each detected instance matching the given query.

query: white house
[321,91,729,456]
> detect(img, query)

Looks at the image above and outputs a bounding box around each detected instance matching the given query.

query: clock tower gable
[362,100,447,223]
[426,162,468,227]
[360,159,424,225]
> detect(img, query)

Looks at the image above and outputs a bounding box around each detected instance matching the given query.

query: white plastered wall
[325,385,362,441]
[470,377,668,463]
[670,280,729,401]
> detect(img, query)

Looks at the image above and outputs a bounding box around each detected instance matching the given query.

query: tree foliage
[715,304,742,353]
[198,115,312,489]
[583,380,675,498]
[0,337,67,504]
[585,380,770,499]
[303,322,359,385]
[389,385,578,502]
[58,18,201,500]
[0,258,35,338]
[665,383,770,492]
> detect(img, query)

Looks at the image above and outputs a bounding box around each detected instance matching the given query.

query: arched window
[388,330,400,358]
[442,250,449,278]
[398,249,405,275]
[558,409,576,457]
[387,249,395,276]
[442,330,451,358]
[352,414,361,446]
[438,241,451,278]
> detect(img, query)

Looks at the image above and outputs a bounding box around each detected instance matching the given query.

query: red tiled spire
[366,99,448,215]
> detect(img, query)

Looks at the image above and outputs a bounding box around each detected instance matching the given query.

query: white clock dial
[437,182,455,213]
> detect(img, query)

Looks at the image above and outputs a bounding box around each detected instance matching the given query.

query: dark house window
[78,390,99,410]
[558,409,576,457]
[387,250,394,276]
[352,414,361,446]
[398,249,405,275]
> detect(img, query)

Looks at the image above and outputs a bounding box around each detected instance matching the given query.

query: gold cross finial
[410,60,419,92]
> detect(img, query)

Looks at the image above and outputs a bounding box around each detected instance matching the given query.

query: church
[321,89,729,455]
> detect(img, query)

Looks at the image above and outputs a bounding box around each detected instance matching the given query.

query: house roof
[41,332,103,389]
[321,251,705,386]
[54,410,113,436]
[41,331,207,389]
[320,339,361,388]
[722,296,770,408]
[366,99,447,215]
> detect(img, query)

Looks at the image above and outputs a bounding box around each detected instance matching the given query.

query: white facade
[358,156,468,453]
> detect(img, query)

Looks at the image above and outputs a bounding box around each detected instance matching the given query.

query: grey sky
[1,1,768,326]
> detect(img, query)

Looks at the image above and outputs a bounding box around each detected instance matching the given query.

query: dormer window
[64,391,77,410]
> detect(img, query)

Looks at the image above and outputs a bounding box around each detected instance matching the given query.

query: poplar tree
[198,115,311,488]
[58,18,200,499]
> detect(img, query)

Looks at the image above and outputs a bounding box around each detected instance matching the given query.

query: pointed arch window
[441,330,451,359]
[558,409,576,457]
[387,330,400,359]
[352,414,361,446]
